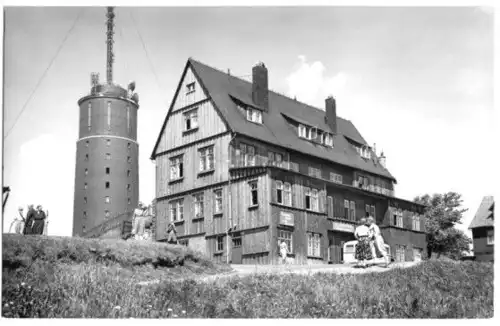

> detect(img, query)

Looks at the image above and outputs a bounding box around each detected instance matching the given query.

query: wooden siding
[156,134,231,198]
[172,66,208,112]
[229,174,271,231]
[156,99,227,154]
[472,227,494,261]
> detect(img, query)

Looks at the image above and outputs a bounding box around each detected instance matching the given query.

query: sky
[1,6,494,237]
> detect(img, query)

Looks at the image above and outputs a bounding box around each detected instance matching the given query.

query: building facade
[469,196,494,262]
[151,58,427,264]
[72,83,140,238]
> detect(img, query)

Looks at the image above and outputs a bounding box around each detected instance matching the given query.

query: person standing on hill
[367,216,390,268]
[23,204,35,235]
[167,222,177,244]
[9,207,26,234]
[279,241,289,265]
[354,217,373,268]
[32,205,46,235]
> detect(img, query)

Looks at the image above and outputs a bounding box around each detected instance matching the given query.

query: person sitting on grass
[354,217,373,268]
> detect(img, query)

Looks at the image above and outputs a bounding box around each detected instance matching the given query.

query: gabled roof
[153,58,396,182]
[469,196,495,229]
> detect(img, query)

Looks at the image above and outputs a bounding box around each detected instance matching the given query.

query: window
[398,210,403,227]
[105,153,111,160]
[107,102,111,130]
[83,211,87,218]
[308,167,321,178]
[214,189,223,214]
[284,182,292,206]
[105,167,110,175]
[105,182,110,189]
[127,105,130,134]
[307,233,321,257]
[249,181,258,206]
[365,204,370,216]
[127,170,131,177]
[194,218,205,234]
[127,184,131,191]
[349,201,356,220]
[298,124,307,138]
[330,173,342,184]
[84,183,88,190]
[194,193,204,218]
[216,235,224,252]
[85,154,89,161]
[310,127,317,140]
[186,82,195,93]
[105,196,110,204]
[412,215,421,231]
[324,133,334,147]
[344,200,349,219]
[128,198,131,205]
[106,139,111,147]
[246,108,262,124]
[127,143,131,150]
[184,109,199,131]
[127,156,131,163]
[85,140,89,147]
[370,205,376,220]
[170,155,184,180]
[487,230,494,245]
[240,143,256,166]
[84,197,87,204]
[395,245,406,262]
[85,168,88,176]
[199,146,214,172]
[278,229,293,253]
[87,102,92,131]
[105,210,110,218]
[169,198,184,221]
[275,153,283,168]
[276,181,283,204]
[305,188,319,211]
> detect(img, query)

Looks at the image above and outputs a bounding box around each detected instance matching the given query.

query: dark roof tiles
[469,196,495,229]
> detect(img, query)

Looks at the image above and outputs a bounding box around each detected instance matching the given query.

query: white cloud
[286,55,348,108]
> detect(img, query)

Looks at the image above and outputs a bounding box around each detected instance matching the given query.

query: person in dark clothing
[32,205,46,235]
[23,204,35,235]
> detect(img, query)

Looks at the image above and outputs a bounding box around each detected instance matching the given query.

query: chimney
[252,62,269,110]
[325,96,337,134]
[379,151,386,168]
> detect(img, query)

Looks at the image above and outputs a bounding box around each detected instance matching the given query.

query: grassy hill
[2,234,494,318]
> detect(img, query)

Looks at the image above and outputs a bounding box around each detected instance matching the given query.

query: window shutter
[319,190,326,213]
[271,179,277,203]
[403,210,411,229]
[327,196,333,218]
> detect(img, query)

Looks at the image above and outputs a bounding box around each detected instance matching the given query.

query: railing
[352,181,395,197]
[230,153,299,171]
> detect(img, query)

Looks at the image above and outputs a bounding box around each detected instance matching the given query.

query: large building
[469,196,494,262]
[72,8,140,238]
[151,58,427,264]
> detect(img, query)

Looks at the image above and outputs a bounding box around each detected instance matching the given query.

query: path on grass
[138,262,420,286]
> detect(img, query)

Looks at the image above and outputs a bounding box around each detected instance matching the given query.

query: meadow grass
[2,234,494,318]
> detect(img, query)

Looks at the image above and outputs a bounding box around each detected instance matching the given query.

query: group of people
[354,214,390,268]
[9,205,48,235]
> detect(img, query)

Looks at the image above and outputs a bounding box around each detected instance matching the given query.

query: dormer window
[184,108,199,131]
[246,107,262,124]
[186,82,195,94]
[323,133,334,147]
[298,124,307,138]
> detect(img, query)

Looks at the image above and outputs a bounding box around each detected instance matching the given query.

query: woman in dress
[367,216,390,268]
[354,217,373,268]
[32,205,47,235]
[9,207,26,234]
[23,204,35,235]
[279,241,289,265]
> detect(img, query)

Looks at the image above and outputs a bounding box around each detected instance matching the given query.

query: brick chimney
[252,62,269,110]
[325,96,337,134]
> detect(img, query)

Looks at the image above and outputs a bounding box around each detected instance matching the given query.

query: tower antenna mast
[106,7,115,84]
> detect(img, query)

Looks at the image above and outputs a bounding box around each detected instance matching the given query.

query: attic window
[298,123,334,147]
[246,107,262,124]
[323,133,334,147]
[186,82,195,94]
[356,146,372,159]
[184,108,199,131]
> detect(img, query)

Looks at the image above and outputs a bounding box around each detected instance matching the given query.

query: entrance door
[231,235,242,264]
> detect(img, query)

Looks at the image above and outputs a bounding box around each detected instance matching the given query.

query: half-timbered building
[151,58,427,264]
